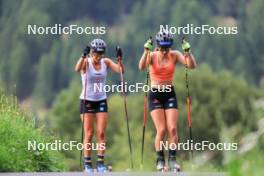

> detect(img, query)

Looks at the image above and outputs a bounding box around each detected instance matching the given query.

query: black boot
[156,150,165,171]
[168,149,180,172]
[96,155,108,172]
[84,157,93,173]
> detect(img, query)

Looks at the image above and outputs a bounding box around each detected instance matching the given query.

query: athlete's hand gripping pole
[116,46,134,169]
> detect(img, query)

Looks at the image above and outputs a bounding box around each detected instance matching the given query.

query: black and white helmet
[155,31,173,48]
[90,38,106,53]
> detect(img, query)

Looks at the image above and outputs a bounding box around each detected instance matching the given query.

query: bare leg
[96,112,108,156]
[151,109,166,151]
[81,113,95,157]
[165,109,178,146]
[165,108,180,171]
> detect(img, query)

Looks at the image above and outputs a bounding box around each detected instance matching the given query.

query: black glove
[82,46,90,58]
[116,46,122,60]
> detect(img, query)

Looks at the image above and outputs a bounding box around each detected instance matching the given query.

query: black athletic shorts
[80,99,108,114]
[148,87,178,112]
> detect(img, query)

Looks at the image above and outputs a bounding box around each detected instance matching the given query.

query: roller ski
[83,163,94,175]
[95,161,112,173]
[168,157,181,172]
[83,163,112,175]
[156,158,169,172]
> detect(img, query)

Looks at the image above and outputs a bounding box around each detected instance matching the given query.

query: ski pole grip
[182,37,186,43]
[116,46,122,59]
[149,36,153,44]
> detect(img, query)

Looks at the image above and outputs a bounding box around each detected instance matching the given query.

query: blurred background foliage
[1,0,264,175]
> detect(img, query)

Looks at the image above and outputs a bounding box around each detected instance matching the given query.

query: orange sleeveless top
[149,51,175,81]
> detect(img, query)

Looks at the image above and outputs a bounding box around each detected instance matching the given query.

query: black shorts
[148,87,178,112]
[80,99,108,114]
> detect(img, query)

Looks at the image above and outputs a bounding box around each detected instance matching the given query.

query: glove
[82,46,90,58]
[181,38,191,52]
[144,38,153,50]
[116,46,122,61]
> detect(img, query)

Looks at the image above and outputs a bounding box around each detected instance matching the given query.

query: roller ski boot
[156,158,169,172]
[168,156,181,172]
[84,163,94,174]
[96,161,112,172]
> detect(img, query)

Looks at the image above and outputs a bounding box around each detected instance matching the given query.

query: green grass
[227,147,264,176]
[0,92,65,171]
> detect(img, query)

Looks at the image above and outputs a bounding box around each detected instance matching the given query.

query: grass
[227,145,264,176]
[0,91,65,172]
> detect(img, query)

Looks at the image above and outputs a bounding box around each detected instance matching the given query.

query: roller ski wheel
[156,158,168,172]
[96,162,112,172]
[83,163,94,175]
[170,164,181,172]
[108,165,113,172]
[163,166,170,172]
[168,158,181,172]
[158,166,169,172]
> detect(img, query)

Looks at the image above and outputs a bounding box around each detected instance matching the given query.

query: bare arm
[176,51,197,69]
[138,50,152,70]
[104,58,125,73]
[75,57,87,73]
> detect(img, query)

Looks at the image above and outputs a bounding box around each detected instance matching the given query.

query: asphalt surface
[0,172,227,176]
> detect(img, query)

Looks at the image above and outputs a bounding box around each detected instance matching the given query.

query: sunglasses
[93,51,105,55]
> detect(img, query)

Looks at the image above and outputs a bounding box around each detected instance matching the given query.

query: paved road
[0,172,226,176]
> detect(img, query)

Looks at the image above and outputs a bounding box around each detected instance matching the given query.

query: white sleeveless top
[80,58,107,101]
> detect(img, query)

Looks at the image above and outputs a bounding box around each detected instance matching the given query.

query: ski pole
[80,48,89,169]
[141,70,149,166]
[182,38,194,160]
[116,46,134,169]
[141,36,152,166]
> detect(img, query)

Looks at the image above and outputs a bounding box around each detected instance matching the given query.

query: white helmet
[90,38,106,53]
[155,31,174,48]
